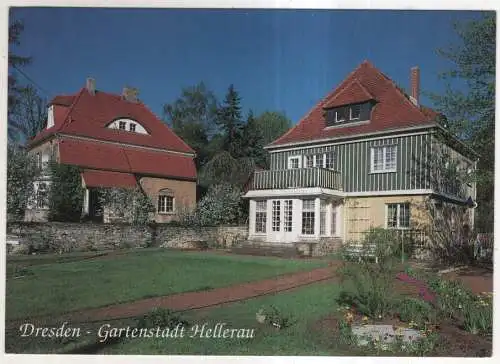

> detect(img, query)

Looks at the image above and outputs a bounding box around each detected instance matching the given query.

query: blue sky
[10,8,485,123]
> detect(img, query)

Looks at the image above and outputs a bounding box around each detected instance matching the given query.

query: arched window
[158,188,174,214]
[107,118,150,135]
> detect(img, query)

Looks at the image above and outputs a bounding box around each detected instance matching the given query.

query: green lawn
[6,281,353,355]
[6,248,325,320]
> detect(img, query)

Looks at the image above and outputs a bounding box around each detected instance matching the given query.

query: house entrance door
[270,199,294,243]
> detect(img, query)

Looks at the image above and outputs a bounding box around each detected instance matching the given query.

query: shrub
[338,262,396,319]
[463,294,493,335]
[195,183,244,226]
[396,297,435,326]
[259,305,296,330]
[48,163,84,222]
[427,277,474,319]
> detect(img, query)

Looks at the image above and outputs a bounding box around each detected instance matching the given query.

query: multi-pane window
[288,156,300,169]
[331,206,337,236]
[129,123,136,132]
[272,200,281,232]
[387,203,410,229]
[255,200,267,233]
[305,155,314,168]
[320,200,327,235]
[36,183,48,209]
[284,200,293,232]
[158,189,174,213]
[371,145,397,172]
[350,104,361,120]
[314,154,323,168]
[325,152,335,169]
[335,108,348,122]
[36,152,42,169]
[119,121,126,130]
[302,199,315,235]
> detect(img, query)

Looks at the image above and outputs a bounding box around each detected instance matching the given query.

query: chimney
[86,77,96,95]
[122,86,139,103]
[410,66,420,106]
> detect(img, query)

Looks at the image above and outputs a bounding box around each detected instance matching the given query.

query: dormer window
[107,118,150,135]
[324,101,373,128]
[350,104,361,120]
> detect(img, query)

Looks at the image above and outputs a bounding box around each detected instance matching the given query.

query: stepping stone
[352,324,422,348]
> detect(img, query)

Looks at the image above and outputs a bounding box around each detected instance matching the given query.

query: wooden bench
[343,242,379,263]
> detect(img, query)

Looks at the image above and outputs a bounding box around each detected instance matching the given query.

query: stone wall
[6,222,248,254]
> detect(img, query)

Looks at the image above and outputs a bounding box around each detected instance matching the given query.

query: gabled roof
[59,138,197,181]
[270,60,439,147]
[30,87,195,154]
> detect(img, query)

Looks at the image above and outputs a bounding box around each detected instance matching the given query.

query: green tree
[430,13,495,232]
[48,163,84,222]
[216,84,245,157]
[240,110,268,167]
[254,111,292,146]
[6,144,39,219]
[163,82,218,167]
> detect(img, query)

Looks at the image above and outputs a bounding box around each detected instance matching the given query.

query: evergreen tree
[216,84,245,157]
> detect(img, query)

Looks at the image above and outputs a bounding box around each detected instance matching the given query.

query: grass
[6,248,325,320]
[6,281,350,355]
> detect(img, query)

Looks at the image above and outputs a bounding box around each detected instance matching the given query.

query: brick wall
[6,222,248,254]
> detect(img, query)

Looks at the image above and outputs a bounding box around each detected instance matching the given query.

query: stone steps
[231,243,301,258]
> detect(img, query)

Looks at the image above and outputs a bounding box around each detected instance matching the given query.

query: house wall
[269,132,433,193]
[342,194,428,242]
[139,177,197,223]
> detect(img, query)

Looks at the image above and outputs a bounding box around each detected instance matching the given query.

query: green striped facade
[269,131,434,193]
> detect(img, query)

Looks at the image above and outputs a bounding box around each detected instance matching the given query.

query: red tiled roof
[30,88,195,154]
[59,138,197,180]
[82,169,137,189]
[322,79,375,108]
[270,60,438,147]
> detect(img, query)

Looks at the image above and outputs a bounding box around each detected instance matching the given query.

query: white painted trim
[59,133,196,158]
[325,119,370,130]
[344,189,433,197]
[265,124,437,151]
[287,155,302,169]
[107,118,149,135]
[243,187,343,199]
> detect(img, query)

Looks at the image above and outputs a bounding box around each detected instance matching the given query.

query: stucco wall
[139,177,197,223]
[343,194,428,241]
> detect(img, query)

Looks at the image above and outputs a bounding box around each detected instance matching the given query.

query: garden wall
[6,222,248,254]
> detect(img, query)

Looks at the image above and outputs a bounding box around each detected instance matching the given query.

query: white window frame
[129,123,136,132]
[350,105,361,120]
[272,200,281,232]
[335,109,346,123]
[255,200,267,234]
[320,200,327,236]
[385,203,411,229]
[284,200,293,232]
[370,145,397,173]
[158,192,175,214]
[287,156,301,169]
[301,199,315,235]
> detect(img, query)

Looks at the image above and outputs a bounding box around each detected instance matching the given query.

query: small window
[129,123,136,132]
[36,153,42,169]
[119,121,126,130]
[335,108,348,123]
[371,145,397,173]
[304,155,314,168]
[288,156,301,169]
[158,189,174,213]
[350,105,361,120]
[325,152,336,169]
[255,200,267,233]
[302,199,315,235]
[387,203,410,229]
